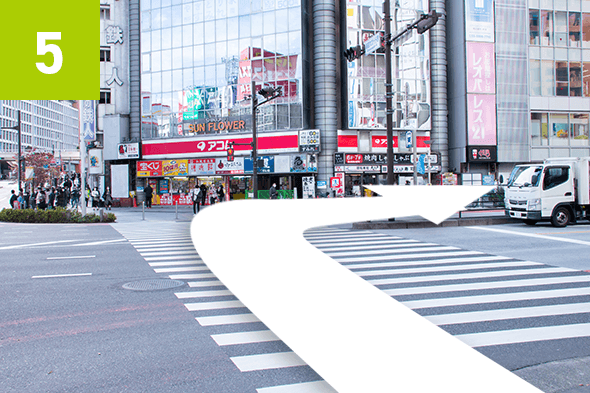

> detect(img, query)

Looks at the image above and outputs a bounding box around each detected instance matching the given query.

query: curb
[352,217,515,230]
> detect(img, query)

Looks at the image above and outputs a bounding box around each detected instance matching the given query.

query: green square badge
[0,1,99,100]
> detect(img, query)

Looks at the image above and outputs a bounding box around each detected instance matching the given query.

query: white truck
[504,157,590,227]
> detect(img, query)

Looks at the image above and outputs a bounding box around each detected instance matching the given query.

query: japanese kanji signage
[189,158,216,175]
[467,42,495,94]
[299,130,320,153]
[467,146,497,162]
[80,100,96,141]
[137,161,162,177]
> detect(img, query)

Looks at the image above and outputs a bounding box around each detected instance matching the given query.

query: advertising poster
[118,143,140,159]
[290,155,307,172]
[245,156,275,173]
[88,148,103,174]
[467,94,497,145]
[466,42,496,94]
[162,159,188,176]
[465,0,495,42]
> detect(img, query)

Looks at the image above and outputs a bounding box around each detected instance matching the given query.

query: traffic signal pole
[251,80,258,199]
[384,0,394,185]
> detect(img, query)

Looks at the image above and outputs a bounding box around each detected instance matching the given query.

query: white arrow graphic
[191,186,542,392]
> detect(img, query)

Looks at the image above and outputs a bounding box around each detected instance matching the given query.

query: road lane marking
[70,239,127,246]
[184,300,244,311]
[187,280,223,287]
[403,287,590,309]
[382,275,590,296]
[153,266,210,273]
[0,239,77,250]
[191,186,543,392]
[354,260,539,277]
[212,330,280,346]
[231,352,307,372]
[426,302,590,325]
[175,289,232,299]
[196,313,260,326]
[257,381,337,393]
[46,255,96,260]
[471,226,590,246]
[344,255,512,269]
[32,273,92,279]
[457,323,590,347]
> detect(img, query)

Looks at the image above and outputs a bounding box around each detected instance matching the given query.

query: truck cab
[504,158,589,227]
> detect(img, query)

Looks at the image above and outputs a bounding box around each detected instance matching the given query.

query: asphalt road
[0,221,256,392]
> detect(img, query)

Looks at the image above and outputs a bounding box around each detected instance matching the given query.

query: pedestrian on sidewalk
[190,183,201,214]
[36,187,47,210]
[9,190,18,209]
[144,184,153,208]
[103,187,113,210]
[48,187,56,210]
[269,183,278,199]
[217,184,225,203]
[200,183,207,206]
[70,187,80,209]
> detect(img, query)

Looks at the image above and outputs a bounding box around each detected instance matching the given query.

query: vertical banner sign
[467,94,497,145]
[0,1,99,99]
[81,100,96,141]
[302,176,315,199]
[466,42,496,94]
[465,0,495,42]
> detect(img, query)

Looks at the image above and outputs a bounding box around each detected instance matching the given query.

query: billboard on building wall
[467,94,497,146]
[466,42,496,94]
[80,100,96,141]
[465,0,495,42]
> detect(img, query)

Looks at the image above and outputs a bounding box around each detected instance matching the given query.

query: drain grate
[123,279,185,291]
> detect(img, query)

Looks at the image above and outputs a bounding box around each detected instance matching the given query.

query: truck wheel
[524,219,537,226]
[551,207,570,227]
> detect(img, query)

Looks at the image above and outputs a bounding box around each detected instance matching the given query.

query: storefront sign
[290,155,307,172]
[467,146,497,162]
[245,156,275,173]
[137,161,162,177]
[142,132,299,159]
[337,134,358,149]
[80,100,96,141]
[302,176,315,199]
[334,172,345,196]
[159,179,169,193]
[162,160,189,176]
[189,158,216,175]
[317,181,327,189]
[335,165,345,172]
[188,118,246,133]
[345,165,381,173]
[330,177,341,188]
[118,143,140,159]
[216,157,245,174]
[335,152,418,165]
[299,129,320,153]
[371,135,399,148]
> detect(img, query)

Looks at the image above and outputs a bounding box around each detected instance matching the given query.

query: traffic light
[227,146,234,162]
[258,86,282,99]
[343,45,364,62]
[416,10,440,34]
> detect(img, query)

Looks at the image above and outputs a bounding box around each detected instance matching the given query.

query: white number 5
[36,32,63,75]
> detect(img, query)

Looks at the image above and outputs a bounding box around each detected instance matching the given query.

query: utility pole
[246,80,282,199]
[384,0,394,185]
[251,80,258,199]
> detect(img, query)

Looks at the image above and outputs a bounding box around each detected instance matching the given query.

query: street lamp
[249,80,282,199]
[1,110,22,190]
[345,6,441,185]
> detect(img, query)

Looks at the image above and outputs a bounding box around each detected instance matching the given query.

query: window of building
[100,46,111,62]
[530,60,541,95]
[570,61,582,96]
[530,10,540,45]
[542,10,553,46]
[583,13,590,48]
[100,5,110,20]
[569,12,581,47]
[584,63,590,97]
[571,113,589,145]
[100,89,112,104]
[541,60,555,96]
[555,11,568,46]
[550,113,569,145]
[555,61,569,96]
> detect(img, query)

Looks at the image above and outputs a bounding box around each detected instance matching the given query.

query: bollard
[142,201,145,221]
[175,201,178,220]
[98,208,104,222]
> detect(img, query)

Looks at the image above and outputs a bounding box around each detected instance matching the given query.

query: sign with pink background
[467,94,496,145]
[466,42,495,94]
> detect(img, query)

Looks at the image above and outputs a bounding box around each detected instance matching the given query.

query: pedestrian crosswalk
[112,222,590,392]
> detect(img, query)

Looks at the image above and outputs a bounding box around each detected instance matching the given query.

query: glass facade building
[139,0,305,139]
[345,0,431,131]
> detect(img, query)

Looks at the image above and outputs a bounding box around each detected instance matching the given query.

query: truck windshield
[507,166,543,187]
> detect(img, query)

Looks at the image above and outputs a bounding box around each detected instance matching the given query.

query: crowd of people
[8,174,113,211]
